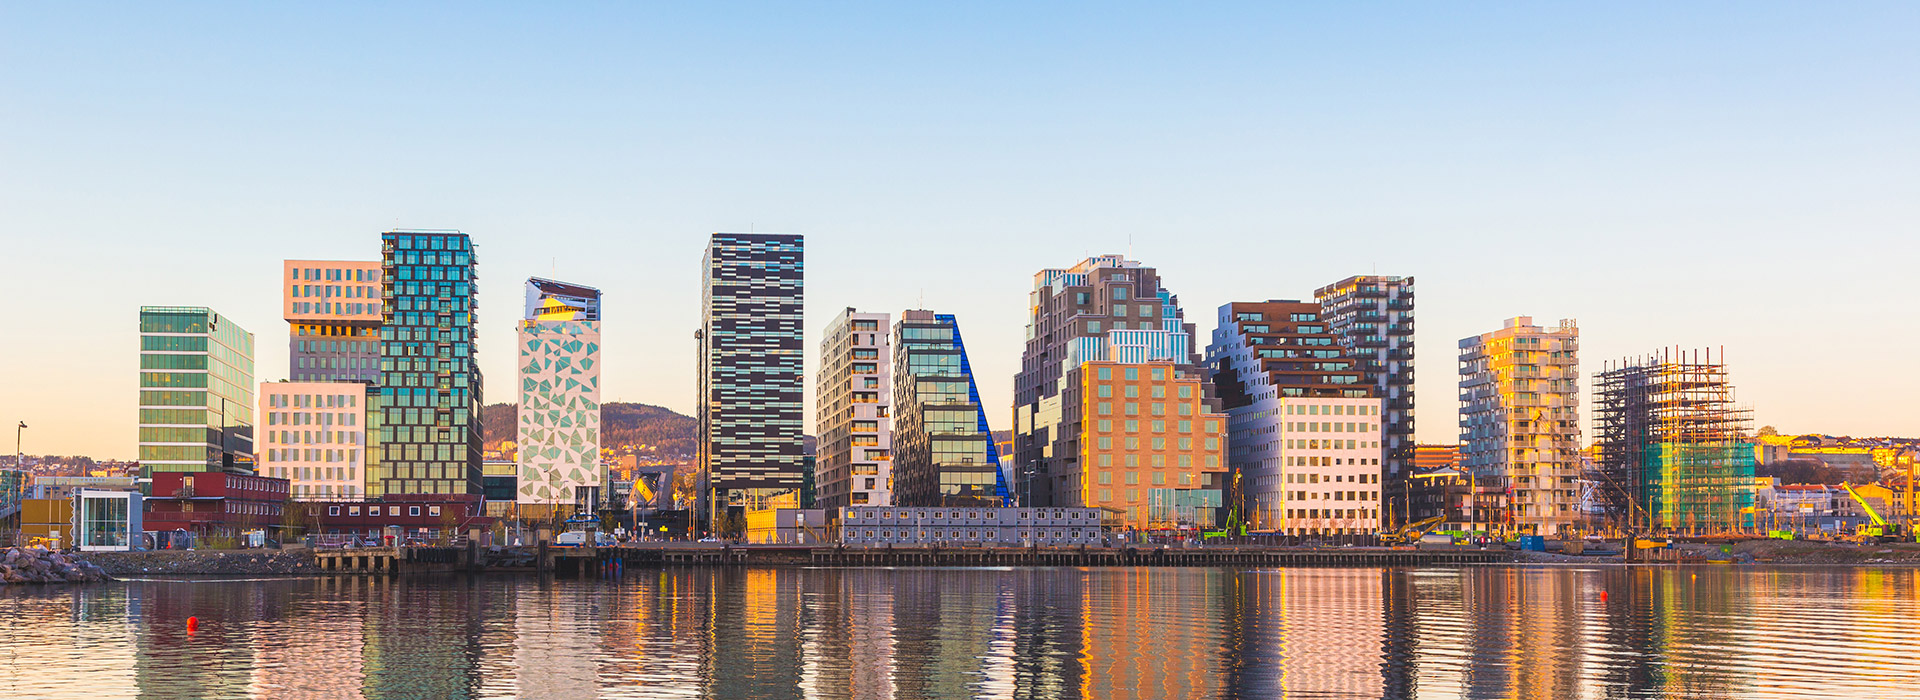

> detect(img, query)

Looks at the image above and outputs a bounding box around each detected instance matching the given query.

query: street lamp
[14,421,24,473]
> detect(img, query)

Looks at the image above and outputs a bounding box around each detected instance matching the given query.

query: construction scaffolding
[1593,348,1754,535]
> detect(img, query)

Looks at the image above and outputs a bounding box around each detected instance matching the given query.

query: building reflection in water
[3,566,1920,699]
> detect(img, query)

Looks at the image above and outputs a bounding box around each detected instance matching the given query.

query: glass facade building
[890,310,1011,507]
[377,230,483,496]
[138,306,255,475]
[696,233,804,531]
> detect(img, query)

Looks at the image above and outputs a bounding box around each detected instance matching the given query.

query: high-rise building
[1594,348,1755,533]
[1314,276,1415,526]
[283,260,383,383]
[891,310,1009,507]
[516,277,603,511]
[138,306,255,475]
[696,233,804,530]
[1012,255,1227,528]
[256,382,368,499]
[376,230,483,497]
[1458,317,1582,535]
[279,259,385,497]
[1207,300,1383,534]
[816,308,891,510]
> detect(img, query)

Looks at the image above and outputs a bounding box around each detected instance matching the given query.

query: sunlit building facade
[138,306,255,476]
[257,382,368,499]
[516,277,603,509]
[377,230,483,496]
[696,233,804,531]
[1459,317,1582,535]
[1207,300,1382,534]
[1013,255,1226,528]
[816,308,891,510]
[284,260,383,383]
[890,310,1010,507]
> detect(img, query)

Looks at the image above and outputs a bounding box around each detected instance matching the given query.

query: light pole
[14,421,23,473]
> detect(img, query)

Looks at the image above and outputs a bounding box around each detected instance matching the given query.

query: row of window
[1095,383,1192,399]
[1283,509,1378,521]
[1286,439,1377,451]
[1091,453,1218,469]
[293,266,378,282]
[266,393,360,409]
[1285,489,1378,502]
[291,302,375,316]
[845,509,1095,521]
[1093,419,1206,434]
[263,429,362,447]
[1092,436,1222,453]
[1094,402,1202,417]
[291,284,377,299]
[1288,421,1375,433]
[1093,470,1198,486]
[326,503,444,518]
[263,448,359,465]
[850,529,1087,541]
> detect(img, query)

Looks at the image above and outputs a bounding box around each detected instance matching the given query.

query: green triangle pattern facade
[515,321,603,504]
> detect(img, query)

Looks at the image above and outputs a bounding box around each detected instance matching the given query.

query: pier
[536,543,1511,574]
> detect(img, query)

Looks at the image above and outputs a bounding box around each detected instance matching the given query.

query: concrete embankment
[87,549,320,576]
[1,546,113,584]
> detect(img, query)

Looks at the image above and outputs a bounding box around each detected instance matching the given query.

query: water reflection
[2,566,1916,699]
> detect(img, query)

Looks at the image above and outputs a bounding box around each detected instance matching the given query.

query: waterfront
[2,566,1917,699]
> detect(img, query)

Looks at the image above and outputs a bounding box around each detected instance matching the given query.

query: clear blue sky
[3,3,1916,459]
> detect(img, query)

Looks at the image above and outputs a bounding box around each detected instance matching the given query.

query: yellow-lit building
[1070,360,1227,529]
[1458,317,1581,535]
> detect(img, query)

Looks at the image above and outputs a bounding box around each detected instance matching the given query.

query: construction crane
[1841,483,1894,542]
[1379,515,1448,546]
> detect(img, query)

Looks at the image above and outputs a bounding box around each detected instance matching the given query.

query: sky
[2,3,1916,460]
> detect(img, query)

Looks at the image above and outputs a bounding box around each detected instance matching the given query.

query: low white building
[838,506,1105,546]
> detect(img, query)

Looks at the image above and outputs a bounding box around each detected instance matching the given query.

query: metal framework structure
[1593,348,1754,534]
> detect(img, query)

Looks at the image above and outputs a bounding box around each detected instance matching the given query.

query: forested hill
[482,402,695,456]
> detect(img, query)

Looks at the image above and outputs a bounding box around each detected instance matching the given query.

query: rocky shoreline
[1,547,113,584]
[87,549,321,576]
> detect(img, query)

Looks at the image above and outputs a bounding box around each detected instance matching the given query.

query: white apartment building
[1259,398,1384,536]
[1458,317,1581,535]
[816,308,892,510]
[258,382,367,499]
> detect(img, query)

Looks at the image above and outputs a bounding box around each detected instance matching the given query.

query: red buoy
[1599,591,1609,602]
[186,616,199,632]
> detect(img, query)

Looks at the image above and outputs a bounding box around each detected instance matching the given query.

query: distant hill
[483,402,695,457]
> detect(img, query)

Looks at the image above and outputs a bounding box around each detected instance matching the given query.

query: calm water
[2,566,1917,699]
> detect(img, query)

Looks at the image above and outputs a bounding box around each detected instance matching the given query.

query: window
[409,506,421,517]
[429,506,442,517]
[328,506,341,516]
[1112,287,1128,300]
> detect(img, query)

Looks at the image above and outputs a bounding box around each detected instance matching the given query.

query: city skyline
[5,4,1919,459]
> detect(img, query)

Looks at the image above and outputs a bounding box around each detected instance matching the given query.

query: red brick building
[145,472,290,536]
[305,494,493,543]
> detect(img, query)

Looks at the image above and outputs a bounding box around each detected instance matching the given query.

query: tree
[1758,425,1780,437]
[280,499,315,543]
